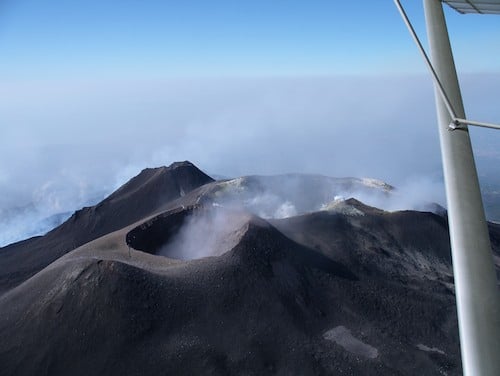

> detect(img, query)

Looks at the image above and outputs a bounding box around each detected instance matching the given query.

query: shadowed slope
[2,163,499,375]
[0,161,213,294]
[125,205,357,280]
[271,198,500,282]
[0,214,460,376]
[271,199,452,280]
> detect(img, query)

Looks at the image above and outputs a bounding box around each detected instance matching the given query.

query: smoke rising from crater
[159,208,250,260]
[154,172,447,261]
[209,174,446,220]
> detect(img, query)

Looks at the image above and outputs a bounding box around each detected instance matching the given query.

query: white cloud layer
[0,74,498,245]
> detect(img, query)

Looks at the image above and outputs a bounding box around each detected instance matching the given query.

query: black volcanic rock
[0,161,213,293]
[270,203,454,281]
[0,213,460,376]
[64,161,213,242]
[125,205,357,280]
[125,204,199,255]
[1,162,499,375]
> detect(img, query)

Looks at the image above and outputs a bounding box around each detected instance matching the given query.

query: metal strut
[394,0,500,131]
[395,1,500,375]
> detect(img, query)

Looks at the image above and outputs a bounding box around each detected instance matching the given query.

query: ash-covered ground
[1,161,499,376]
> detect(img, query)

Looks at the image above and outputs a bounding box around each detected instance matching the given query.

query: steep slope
[270,198,500,282]
[0,210,461,376]
[1,162,499,375]
[0,161,213,294]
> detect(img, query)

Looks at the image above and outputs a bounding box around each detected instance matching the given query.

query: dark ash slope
[0,161,213,294]
[0,210,461,376]
[1,162,499,375]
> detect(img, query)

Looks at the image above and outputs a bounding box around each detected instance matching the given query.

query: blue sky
[0,0,499,244]
[1,0,499,79]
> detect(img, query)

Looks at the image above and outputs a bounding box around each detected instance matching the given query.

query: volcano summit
[0,161,499,376]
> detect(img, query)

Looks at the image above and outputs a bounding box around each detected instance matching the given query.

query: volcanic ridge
[1,161,499,376]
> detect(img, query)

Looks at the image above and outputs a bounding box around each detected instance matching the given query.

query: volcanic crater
[1,161,499,376]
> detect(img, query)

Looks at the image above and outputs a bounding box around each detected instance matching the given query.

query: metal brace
[395,0,500,133]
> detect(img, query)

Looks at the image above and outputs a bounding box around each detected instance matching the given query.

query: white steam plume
[159,208,250,260]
